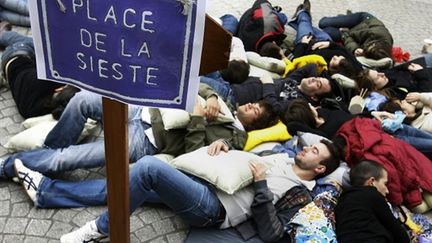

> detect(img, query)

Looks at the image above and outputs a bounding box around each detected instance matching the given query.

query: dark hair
[244,100,279,131]
[315,139,341,179]
[349,160,385,186]
[329,58,358,78]
[356,69,375,92]
[282,99,317,128]
[220,60,250,84]
[50,85,81,120]
[259,42,283,59]
[364,41,393,60]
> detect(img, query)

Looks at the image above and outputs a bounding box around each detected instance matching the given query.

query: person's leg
[0,8,30,26]
[318,12,373,41]
[44,90,103,148]
[200,76,232,101]
[424,53,432,68]
[0,0,29,15]
[0,30,30,47]
[95,156,222,234]
[392,125,432,158]
[220,14,239,35]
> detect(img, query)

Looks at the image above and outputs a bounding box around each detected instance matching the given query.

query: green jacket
[149,84,247,156]
[342,16,393,54]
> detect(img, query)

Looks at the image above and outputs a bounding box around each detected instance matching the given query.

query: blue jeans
[424,53,432,69]
[35,156,222,235]
[288,10,332,44]
[220,14,239,35]
[0,6,30,27]
[393,125,432,159]
[318,12,373,41]
[0,91,156,179]
[0,0,28,15]
[200,76,236,107]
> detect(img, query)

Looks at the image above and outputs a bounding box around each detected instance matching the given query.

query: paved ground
[1,0,432,242]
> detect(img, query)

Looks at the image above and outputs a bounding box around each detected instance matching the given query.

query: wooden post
[103,15,231,242]
[103,97,129,243]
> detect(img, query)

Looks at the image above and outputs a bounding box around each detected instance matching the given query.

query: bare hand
[354,48,364,56]
[312,41,330,50]
[371,111,395,121]
[301,35,313,44]
[408,63,423,72]
[405,92,421,103]
[207,139,229,156]
[249,160,267,182]
[205,96,221,121]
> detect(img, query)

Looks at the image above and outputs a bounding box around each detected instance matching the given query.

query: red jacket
[337,117,432,208]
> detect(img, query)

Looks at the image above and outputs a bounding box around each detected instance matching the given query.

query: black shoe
[303,0,311,13]
[292,4,304,19]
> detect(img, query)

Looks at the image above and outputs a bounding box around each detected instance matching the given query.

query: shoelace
[17,171,38,190]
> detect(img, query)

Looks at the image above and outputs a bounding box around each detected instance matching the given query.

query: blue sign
[29,0,205,110]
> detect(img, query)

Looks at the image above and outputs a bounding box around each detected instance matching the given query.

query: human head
[356,69,389,91]
[282,98,317,128]
[259,42,283,59]
[220,60,250,84]
[299,77,332,100]
[349,160,389,197]
[294,139,341,179]
[236,100,279,131]
[363,41,393,60]
[328,56,358,78]
[50,85,81,120]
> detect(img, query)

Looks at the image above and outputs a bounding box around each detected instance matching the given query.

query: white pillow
[248,142,280,154]
[159,96,234,130]
[298,132,329,147]
[4,121,58,152]
[169,147,261,194]
[249,64,282,79]
[4,117,100,153]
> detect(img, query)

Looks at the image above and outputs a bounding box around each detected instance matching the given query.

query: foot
[60,220,108,243]
[14,159,43,203]
[292,4,304,19]
[303,0,311,13]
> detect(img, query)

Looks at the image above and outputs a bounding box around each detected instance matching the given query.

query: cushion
[243,121,291,151]
[169,147,261,194]
[248,142,280,154]
[298,132,328,147]
[159,96,234,130]
[248,64,282,79]
[4,116,100,153]
[246,51,285,74]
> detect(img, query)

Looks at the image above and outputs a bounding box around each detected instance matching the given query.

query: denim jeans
[200,76,236,108]
[288,10,332,44]
[0,0,28,15]
[393,125,432,159]
[220,14,239,35]
[0,6,30,27]
[318,12,373,41]
[424,53,432,68]
[0,91,156,179]
[35,156,222,235]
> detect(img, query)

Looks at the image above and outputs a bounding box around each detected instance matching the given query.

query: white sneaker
[60,220,108,243]
[14,159,43,203]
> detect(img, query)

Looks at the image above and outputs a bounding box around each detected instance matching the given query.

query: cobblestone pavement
[1,0,432,242]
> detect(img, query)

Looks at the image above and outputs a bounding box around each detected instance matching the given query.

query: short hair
[244,100,279,131]
[364,41,393,60]
[349,160,386,186]
[329,58,359,78]
[220,60,250,84]
[315,139,341,179]
[259,42,283,59]
[282,99,317,128]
